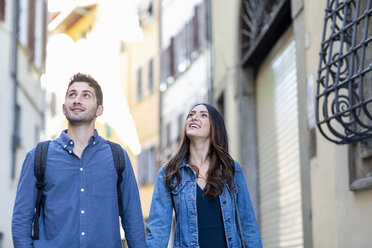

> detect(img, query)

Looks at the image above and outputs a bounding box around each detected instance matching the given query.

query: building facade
[124,0,161,224]
[212,0,372,247]
[0,0,48,247]
[159,0,212,164]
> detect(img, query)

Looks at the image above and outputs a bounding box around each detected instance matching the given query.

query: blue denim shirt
[12,130,147,248]
[146,160,262,248]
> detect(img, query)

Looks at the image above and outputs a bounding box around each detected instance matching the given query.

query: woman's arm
[234,162,263,248]
[146,166,174,248]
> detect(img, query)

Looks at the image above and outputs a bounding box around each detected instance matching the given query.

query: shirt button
[69,150,72,154]
[80,168,83,171]
[63,144,67,148]
[93,141,96,145]
[81,188,85,192]
[223,200,227,204]
[226,218,231,222]
[70,141,73,145]
[81,210,85,214]
[81,232,85,236]
[228,237,232,241]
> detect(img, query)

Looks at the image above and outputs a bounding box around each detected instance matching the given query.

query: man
[12,73,147,248]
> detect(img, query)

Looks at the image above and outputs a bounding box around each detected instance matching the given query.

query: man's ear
[62,104,66,115]
[96,105,104,117]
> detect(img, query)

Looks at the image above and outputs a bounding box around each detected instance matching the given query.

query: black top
[197,185,227,248]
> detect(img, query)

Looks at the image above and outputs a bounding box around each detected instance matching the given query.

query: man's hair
[66,73,103,105]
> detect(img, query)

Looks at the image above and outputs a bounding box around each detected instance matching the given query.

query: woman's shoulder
[158,164,168,174]
[233,160,243,172]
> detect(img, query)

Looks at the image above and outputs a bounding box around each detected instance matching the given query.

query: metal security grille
[316,0,372,144]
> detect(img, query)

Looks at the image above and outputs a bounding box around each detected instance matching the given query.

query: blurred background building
[0,0,48,247]
[1,0,372,247]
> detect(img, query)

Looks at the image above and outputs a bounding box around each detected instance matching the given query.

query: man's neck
[66,124,95,157]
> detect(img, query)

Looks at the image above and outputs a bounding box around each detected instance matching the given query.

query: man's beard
[64,106,96,125]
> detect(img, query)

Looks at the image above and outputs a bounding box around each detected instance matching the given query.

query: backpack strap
[108,140,125,217]
[33,140,50,240]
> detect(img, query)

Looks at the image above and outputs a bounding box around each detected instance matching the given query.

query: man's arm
[120,149,148,248]
[12,151,38,248]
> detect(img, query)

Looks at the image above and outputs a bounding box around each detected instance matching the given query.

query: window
[19,0,29,46]
[11,104,21,179]
[316,0,372,144]
[137,147,156,185]
[34,125,40,144]
[193,5,200,51]
[205,0,211,43]
[34,0,48,69]
[27,0,36,57]
[137,0,153,25]
[0,0,5,21]
[177,113,184,142]
[217,93,225,119]
[148,58,154,93]
[193,3,204,51]
[166,123,171,147]
[137,67,142,101]
[316,0,372,191]
[169,37,175,78]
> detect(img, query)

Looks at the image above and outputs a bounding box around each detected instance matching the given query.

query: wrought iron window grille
[316,0,372,144]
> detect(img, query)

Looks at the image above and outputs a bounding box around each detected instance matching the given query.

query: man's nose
[73,94,83,104]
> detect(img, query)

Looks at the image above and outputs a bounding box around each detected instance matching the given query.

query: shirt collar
[59,129,101,149]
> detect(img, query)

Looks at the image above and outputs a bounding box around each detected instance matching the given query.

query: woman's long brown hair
[165,103,235,199]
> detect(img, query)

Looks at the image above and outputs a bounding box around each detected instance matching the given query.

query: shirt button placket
[79,157,87,248]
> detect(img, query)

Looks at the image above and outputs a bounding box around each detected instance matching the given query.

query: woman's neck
[188,141,210,168]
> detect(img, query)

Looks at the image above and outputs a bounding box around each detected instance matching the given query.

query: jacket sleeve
[12,150,37,248]
[234,162,263,248]
[146,166,173,248]
[120,149,148,248]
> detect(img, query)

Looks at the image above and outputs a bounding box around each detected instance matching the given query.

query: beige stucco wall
[304,0,372,247]
[211,0,242,161]
[212,0,372,247]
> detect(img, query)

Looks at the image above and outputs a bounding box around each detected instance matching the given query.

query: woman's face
[185,104,211,141]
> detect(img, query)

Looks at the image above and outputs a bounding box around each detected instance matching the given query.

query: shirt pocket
[92,166,117,199]
[170,180,189,208]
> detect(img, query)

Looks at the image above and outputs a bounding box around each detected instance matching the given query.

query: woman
[146,103,262,248]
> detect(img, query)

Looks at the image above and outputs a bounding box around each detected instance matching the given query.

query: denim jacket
[146,160,262,248]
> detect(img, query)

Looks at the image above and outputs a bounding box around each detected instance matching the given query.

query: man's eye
[83,94,90,99]
[69,93,76,98]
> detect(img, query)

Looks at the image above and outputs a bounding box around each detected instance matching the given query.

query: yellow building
[47,1,138,157]
[124,0,160,224]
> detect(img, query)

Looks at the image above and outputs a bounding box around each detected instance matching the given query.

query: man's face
[63,82,103,125]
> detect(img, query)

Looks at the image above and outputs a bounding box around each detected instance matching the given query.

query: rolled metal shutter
[256,37,304,247]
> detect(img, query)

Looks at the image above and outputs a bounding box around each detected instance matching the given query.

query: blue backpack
[32,140,125,240]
